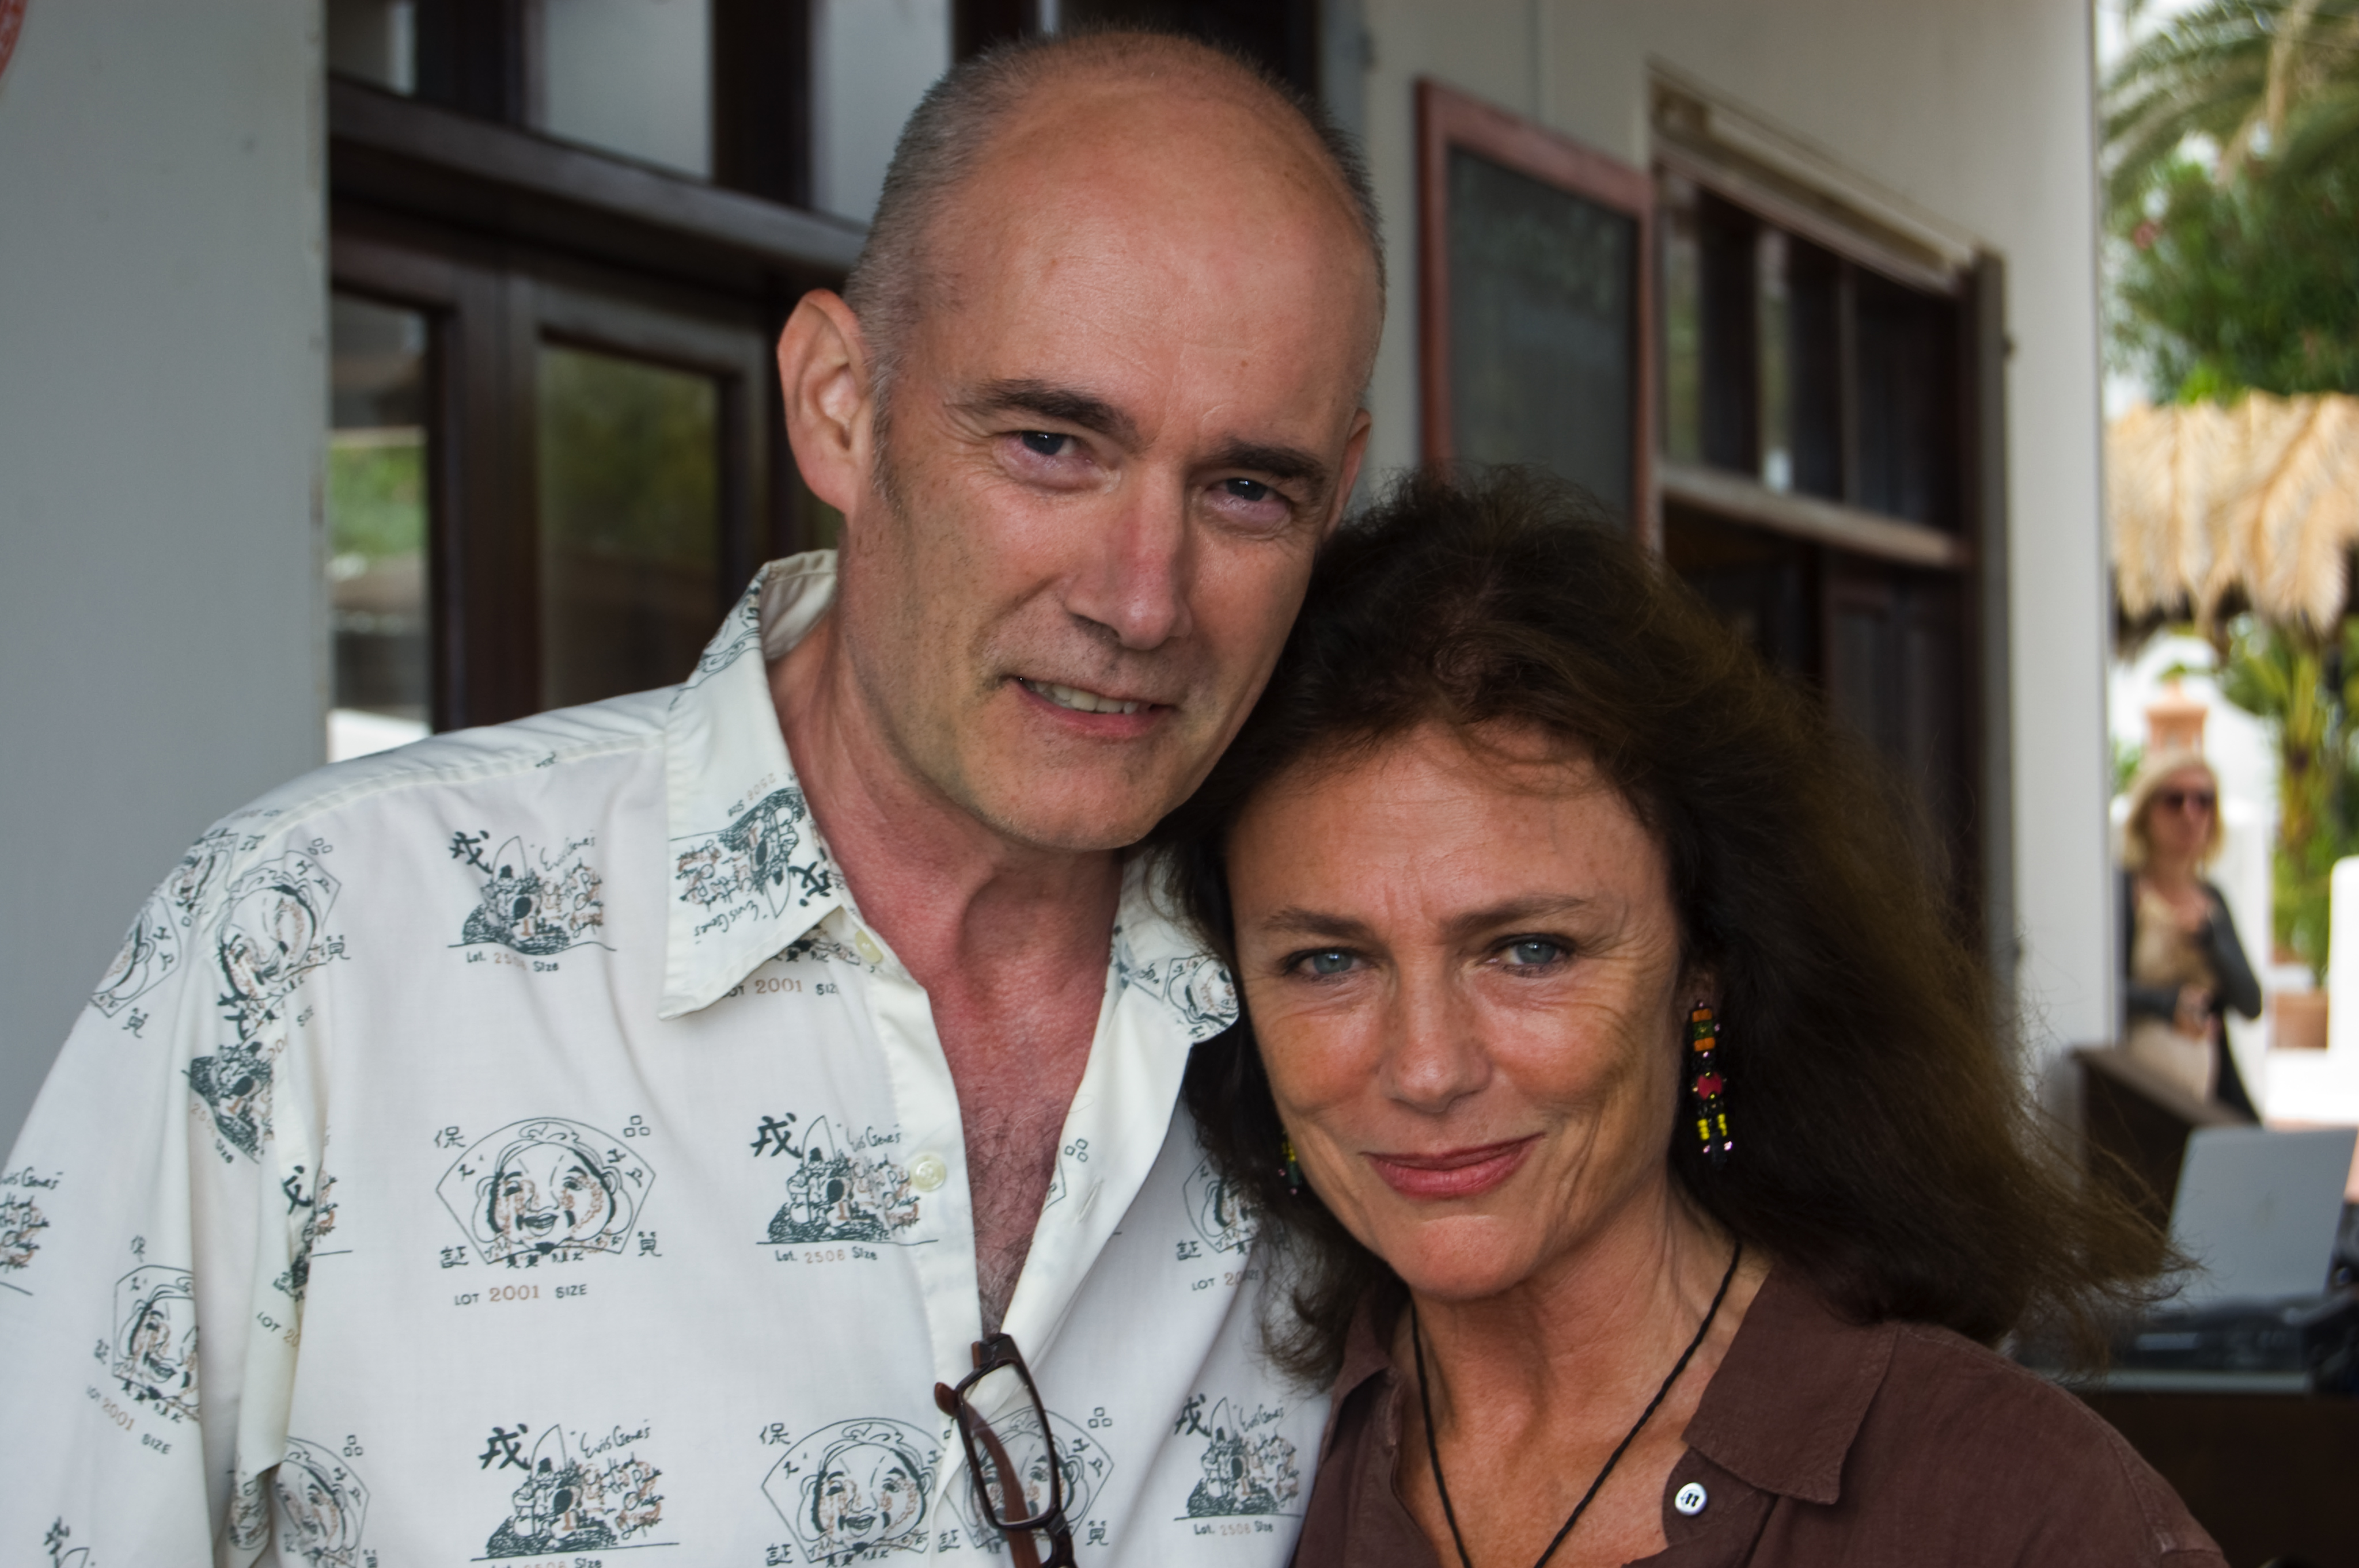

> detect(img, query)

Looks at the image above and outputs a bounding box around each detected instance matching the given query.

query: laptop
[2167,1125,2357,1308]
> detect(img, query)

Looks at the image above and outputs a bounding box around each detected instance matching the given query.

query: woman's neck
[1389,1178,1772,1568]
[2142,854,2201,897]
[1401,1178,1762,1449]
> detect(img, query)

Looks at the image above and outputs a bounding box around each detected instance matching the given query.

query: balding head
[845,31,1384,425]
[771,29,1384,860]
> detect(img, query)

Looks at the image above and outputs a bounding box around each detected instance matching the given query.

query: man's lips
[1364,1137,1538,1201]
[1012,675,1172,732]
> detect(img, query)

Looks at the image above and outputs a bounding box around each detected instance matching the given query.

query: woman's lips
[1364,1136,1538,1201]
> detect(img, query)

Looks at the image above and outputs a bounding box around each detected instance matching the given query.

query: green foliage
[537,347,718,569]
[2114,737,2148,798]
[2103,0,2359,401]
[2212,615,2359,974]
[327,433,426,563]
[2111,155,2359,399]
[2104,0,2359,218]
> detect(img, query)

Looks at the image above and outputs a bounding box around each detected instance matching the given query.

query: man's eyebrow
[1205,439,1330,491]
[961,379,1140,446]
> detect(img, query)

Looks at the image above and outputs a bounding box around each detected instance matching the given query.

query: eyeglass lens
[958,1361,1066,1529]
[2158,789,2216,813]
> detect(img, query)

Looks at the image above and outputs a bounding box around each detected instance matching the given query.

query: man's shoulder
[190,690,675,867]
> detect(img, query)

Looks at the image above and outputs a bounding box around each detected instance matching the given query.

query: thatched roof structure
[2108,392,2359,629]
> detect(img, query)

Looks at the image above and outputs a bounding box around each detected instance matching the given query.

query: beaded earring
[1687,1002,1734,1167]
[1280,1136,1303,1198]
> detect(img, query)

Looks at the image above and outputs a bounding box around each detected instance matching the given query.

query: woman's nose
[1380,971,1490,1112]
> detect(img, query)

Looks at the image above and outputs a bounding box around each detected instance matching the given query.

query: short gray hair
[843,29,1385,426]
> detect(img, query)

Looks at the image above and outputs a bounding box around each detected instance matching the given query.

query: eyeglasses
[2155,788,2217,814]
[935,1333,1078,1568]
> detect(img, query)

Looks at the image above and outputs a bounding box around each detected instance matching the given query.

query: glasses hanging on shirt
[936,1333,1079,1568]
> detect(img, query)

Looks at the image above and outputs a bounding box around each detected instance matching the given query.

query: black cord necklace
[1412,1240,1743,1568]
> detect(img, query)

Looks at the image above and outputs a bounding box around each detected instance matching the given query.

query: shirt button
[909,1153,949,1192]
[853,930,885,965]
[1674,1481,1708,1517]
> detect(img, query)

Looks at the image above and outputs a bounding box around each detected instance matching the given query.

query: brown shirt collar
[1322,1260,1891,1505]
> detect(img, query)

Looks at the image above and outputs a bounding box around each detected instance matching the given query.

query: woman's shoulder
[1857,1320,2222,1561]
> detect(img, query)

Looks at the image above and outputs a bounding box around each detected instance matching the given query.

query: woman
[2119,751,2261,1112]
[1158,472,2217,1566]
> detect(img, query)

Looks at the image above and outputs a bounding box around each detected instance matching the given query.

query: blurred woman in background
[1161,471,2214,1567]
[2119,751,2261,1113]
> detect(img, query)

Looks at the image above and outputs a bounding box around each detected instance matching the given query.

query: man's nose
[1061,472,1195,651]
[1380,969,1491,1113]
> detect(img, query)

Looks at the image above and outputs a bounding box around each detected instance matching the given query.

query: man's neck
[769,612,1122,1335]
[769,613,1124,984]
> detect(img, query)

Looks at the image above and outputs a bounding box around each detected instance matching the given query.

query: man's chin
[968,776,1184,855]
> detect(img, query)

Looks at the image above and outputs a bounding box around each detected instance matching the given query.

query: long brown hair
[1155,467,2165,1383]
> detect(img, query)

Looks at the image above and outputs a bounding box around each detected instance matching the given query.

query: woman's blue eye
[1302,950,1354,977]
[1019,431,1069,456]
[1503,939,1565,967]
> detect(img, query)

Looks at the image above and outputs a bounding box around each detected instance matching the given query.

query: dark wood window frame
[329,81,862,728]
[1416,78,1657,543]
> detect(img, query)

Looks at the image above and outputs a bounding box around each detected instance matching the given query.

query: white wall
[0,0,326,1151]
[1349,0,2116,1065]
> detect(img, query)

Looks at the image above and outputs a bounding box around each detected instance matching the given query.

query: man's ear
[776,290,875,519]
[1320,408,1374,541]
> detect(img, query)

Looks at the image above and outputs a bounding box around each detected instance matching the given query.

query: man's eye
[1299,950,1355,977]
[1222,477,1273,502]
[1019,431,1069,457]
[1501,939,1567,967]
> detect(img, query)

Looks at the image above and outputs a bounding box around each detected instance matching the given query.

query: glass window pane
[1446,149,1637,519]
[810,0,950,222]
[537,344,722,710]
[540,0,714,178]
[1658,177,1702,468]
[327,0,417,92]
[328,294,434,761]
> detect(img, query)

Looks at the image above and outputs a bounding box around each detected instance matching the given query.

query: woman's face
[1227,723,1691,1303]
[2143,765,2217,866]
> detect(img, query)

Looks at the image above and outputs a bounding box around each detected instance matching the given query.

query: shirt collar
[658,553,1243,1049]
[1677,1261,1894,1505]
[660,553,851,1020]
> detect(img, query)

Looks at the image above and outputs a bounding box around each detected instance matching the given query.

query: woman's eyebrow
[1439,894,1595,943]
[1253,908,1378,944]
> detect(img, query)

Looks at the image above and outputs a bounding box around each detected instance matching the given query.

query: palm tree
[2104,0,2359,215]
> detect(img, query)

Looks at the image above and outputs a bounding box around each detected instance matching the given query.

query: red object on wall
[0,0,24,85]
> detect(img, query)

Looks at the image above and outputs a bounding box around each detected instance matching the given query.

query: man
[0,28,1382,1568]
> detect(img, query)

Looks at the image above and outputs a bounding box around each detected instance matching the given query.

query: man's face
[825,77,1379,852]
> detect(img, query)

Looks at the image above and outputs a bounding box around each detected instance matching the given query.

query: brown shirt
[1294,1263,2225,1567]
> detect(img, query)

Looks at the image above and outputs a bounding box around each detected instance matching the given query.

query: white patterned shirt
[0,553,1321,1568]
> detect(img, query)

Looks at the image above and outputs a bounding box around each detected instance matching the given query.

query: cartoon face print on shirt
[947,1411,1114,1555]
[1182,1159,1258,1258]
[111,1264,198,1424]
[188,846,346,1160]
[271,1439,369,1568]
[437,1119,652,1267]
[1111,935,1238,1043]
[762,1419,938,1565]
